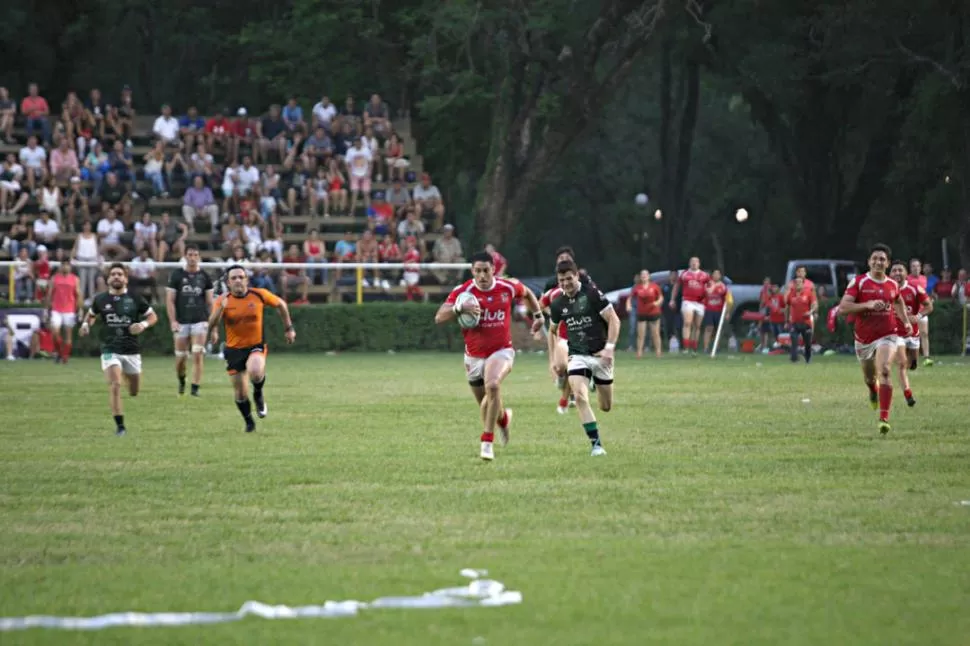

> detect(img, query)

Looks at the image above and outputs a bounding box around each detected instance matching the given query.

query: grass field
[1,351,969,645]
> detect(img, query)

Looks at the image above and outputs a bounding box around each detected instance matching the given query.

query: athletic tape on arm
[0,569,521,631]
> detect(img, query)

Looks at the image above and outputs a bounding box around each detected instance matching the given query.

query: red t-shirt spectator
[205,117,232,136]
[767,294,786,324]
[283,254,304,276]
[490,251,507,276]
[704,282,728,312]
[631,283,662,317]
[935,279,954,299]
[34,258,51,281]
[21,96,49,119]
[378,239,400,261]
[233,118,257,138]
[786,284,816,325]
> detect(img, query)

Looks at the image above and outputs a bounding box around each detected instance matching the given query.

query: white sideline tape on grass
[0,570,522,632]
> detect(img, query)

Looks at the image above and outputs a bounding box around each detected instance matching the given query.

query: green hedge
[1,301,464,355]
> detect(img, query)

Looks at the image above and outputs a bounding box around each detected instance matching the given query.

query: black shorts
[224,344,266,375]
[637,314,660,323]
[703,310,723,327]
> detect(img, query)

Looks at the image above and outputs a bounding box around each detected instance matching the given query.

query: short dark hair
[226,264,247,278]
[891,259,908,270]
[555,246,576,260]
[869,243,892,258]
[185,243,199,253]
[470,251,493,265]
[107,262,127,276]
[556,259,579,275]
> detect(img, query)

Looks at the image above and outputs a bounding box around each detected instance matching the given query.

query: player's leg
[895,341,914,407]
[232,371,256,432]
[703,319,715,353]
[680,303,694,352]
[189,324,208,396]
[636,320,646,358]
[464,356,493,459]
[593,356,614,414]
[919,316,931,364]
[482,351,514,451]
[50,312,63,362]
[61,314,75,363]
[907,345,919,372]
[874,341,895,433]
[101,359,126,435]
[567,361,604,456]
[174,324,190,395]
[247,347,269,418]
[122,355,142,396]
[857,340,879,411]
[649,319,662,358]
[691,307,704,351]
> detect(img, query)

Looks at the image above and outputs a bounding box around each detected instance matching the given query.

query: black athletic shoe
[906,394,916,407]
[245,418,256,433]
[115,427,127,437]
[190,385,200,398]
[178,382,186,397]
[254,393,268,418]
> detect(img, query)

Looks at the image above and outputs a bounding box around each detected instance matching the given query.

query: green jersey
[89,291,153,355]
[167,268,213,324]
[548,283,613,356]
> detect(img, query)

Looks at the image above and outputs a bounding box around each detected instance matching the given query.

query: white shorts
[50,311,77,329]
[567,354,615,385]
[402,271,420,287]
[854,336,898,362]
[176,322,209,339]
[464,348,516,385]
[681,300,705,318]
[101,352,142,375]
[898,336,920,350]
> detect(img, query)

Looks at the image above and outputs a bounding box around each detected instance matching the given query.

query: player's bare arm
[838,293,882,314]
[78,307,98,337]
[276,301,296,343]
[129,308,158,336]
[522,288,545,334]
[892,297,912,336]
[596,305,621,364]
[165,286,178,332]
[669,280,680,310]
[75,280,83,319]
[435,297,480,324]
[207,298,226,344]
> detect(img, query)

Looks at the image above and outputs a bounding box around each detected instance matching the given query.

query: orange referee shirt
[216,288,282,349]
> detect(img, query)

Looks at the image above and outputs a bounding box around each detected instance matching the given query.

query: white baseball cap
[37,244,47,253]
[237,107,247,116]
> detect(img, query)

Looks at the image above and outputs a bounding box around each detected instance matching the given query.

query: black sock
[804,345,812,362]
[582,421,600,445]
[113,414,124,429]
[236,398,253,421]
[252,376,265,397]
[191,383,200,394]
[178,374,186,387]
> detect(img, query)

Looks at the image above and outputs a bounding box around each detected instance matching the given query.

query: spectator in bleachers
[333,120,356,159]
[341,95,361,127]
[143,141,168,197]
[39,177,64,227]
[18,135,47,194]
[188,142,216,184]
[367,193,394,235]
[252,249,278,292]
[70,220,100,303]
[152,104,180,148]
[333,231,357,282]
[133,211,158,258]
[312,95,337,133]
[385,178,412,221]
[82,141,109,194]
[309,166,330,218]
[85,88,107,142]
[397,206,425,241]
[107,140,136,196]
[298,138,319,175]
[327,158,348,214]
[179,106,206,150]
[221,214,244,254]
[205,109,233,156]
[243,211,264,258]
[0,87,15,144]
[164,146,189,193]
[364,93,391,138]
[303,228,327,285]
[108,85,136,147]
[259,105,289,163]
[346,137,372,214]
[384,133,406,181]
[263,213,284,262]
[378,233,401,286]
[50,138,80,185]
[0,154,28,216]
[305,126,333,163]
[260,164,283,218]
[33,208,60,250]
[33,245,51,301]
[61,92,87,153]
[486,243,508,276]
[156,211,187,261]
[96,208,126,259]
[6,213,35,258]
[413,173,446,231]
[13,247,34,303]
[229,242,248,265]
[281,244,310,303]
[21,83,51,144]
[221,160,239,215]
[129,247,158,303]
[182,175,218,233]
[362,126,383,182]
[64,176,90,230]
[356,229,382,288]
[232,107,259,165]
[432,224,464,284]
[236,156,260,201]
[282,96,307,137]
[3,309,40,359]
[99,172,132,224]
[400,235,423,300]
[282,153,308,214]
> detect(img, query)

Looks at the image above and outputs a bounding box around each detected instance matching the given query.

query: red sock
[558,397,568,408]
[481,431,494,443]
[904,388,912,400]
[498,411,509,428]
[691,339,698,350]
[867,382,877,395]
[878,384,892,421]
[64,342,72,359]
[53,337,61,355]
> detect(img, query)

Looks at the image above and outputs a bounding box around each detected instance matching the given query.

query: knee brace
[174,350,189,358]
[191,344,206,355]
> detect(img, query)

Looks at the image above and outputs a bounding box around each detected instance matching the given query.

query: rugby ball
[454,292,481,329]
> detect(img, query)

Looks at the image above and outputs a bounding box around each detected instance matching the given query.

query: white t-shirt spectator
[413,184,442,203]
[190,152,213,172]
[13,258,32,280]
[129,256,156,280]
[362,135,379,152]
[236,165,259,192]
[134,220,158,242]
[312,102,337,128]
[153,115,180,142]
[97,218,125,245]
[397,218,425,239]
[33,218,60,243]
[345,147,372,178]
[19,146,46,169]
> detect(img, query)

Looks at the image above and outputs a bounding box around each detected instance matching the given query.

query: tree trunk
[658,34,674,267]
[671,56,701,261]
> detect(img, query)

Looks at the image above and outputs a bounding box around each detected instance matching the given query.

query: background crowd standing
[1,83,485,307]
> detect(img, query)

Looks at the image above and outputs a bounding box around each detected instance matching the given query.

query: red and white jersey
[402,247,421,271]
[843,273,901,344]
[50,272,79,313]
[896,283,930,338]
[907,274,927,291]
[704,282,728,312]
[446,278,527,358]
[679,269,710,303]
[540,286,568,339]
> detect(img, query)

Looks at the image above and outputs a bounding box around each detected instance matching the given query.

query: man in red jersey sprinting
[785,274,817,363]
[45,259,82,364]
[436,251,545,461]
[907,257,933,366]
[891,260,932,406]
[838,244,912,434]
[669,256,709,354]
